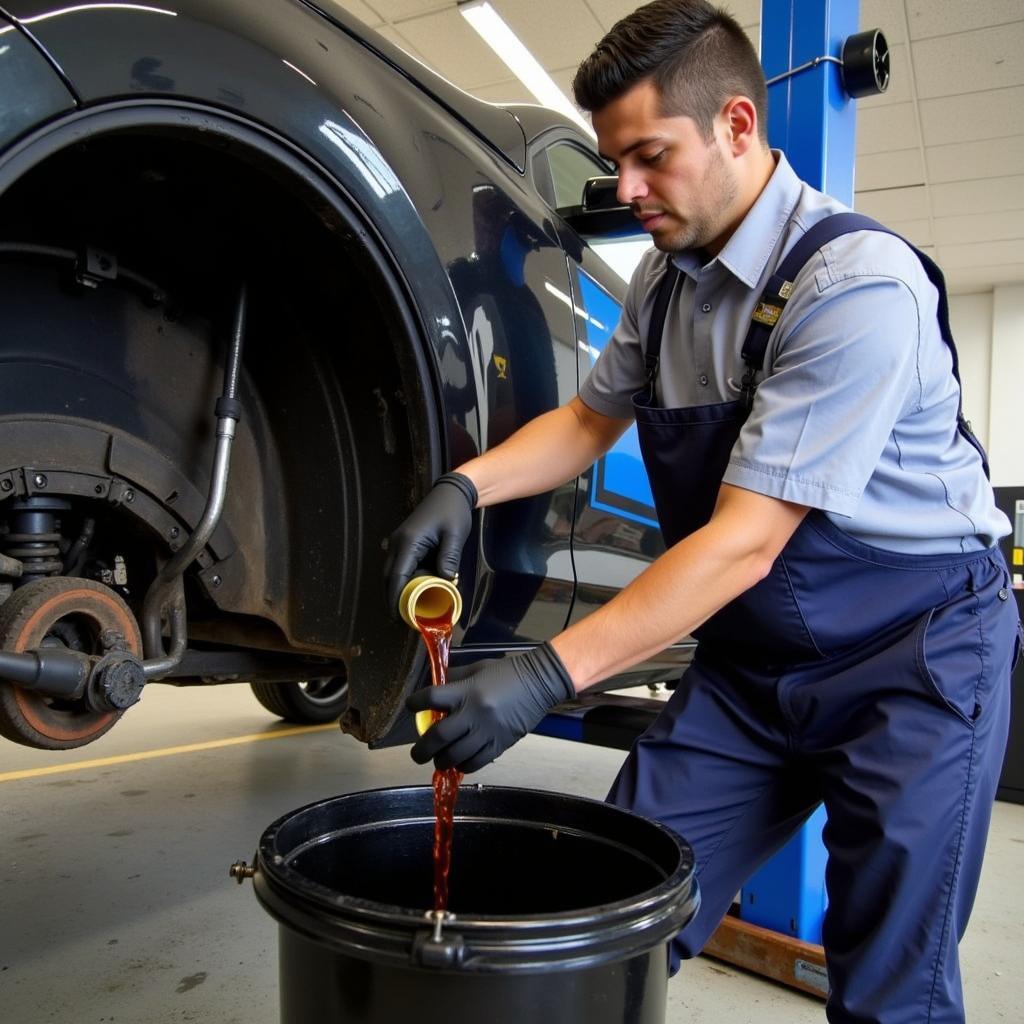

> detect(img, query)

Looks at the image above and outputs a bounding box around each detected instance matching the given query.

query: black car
[0,0,690,752]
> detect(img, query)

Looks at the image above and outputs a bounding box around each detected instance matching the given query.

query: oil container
[249,785,699,1023]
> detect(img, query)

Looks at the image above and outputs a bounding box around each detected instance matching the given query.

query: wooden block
[703,913,829,1000]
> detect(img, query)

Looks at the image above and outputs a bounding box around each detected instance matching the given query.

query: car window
[531,150,556,208]
[535,138,649,284]
[546,141,608,209]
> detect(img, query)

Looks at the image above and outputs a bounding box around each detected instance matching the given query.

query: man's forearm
[456,397,630,508]
[551,485,809,689]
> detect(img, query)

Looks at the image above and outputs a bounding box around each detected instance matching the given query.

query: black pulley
[842,29,890,98]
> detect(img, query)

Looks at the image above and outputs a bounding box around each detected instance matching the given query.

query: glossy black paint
[0,0,690,745]
[0,11,75,147]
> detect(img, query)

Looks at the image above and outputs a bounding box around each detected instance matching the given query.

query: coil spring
[4,533,63,575]
[2,500,70,579]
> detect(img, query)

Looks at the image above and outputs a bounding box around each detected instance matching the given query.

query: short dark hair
[572,0,768,144]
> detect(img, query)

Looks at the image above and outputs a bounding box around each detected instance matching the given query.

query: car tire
[250,675,349,724]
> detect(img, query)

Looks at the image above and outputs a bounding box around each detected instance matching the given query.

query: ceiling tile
[854,185,931,222]
[583,0,636,32]
[576,2,762,39]
[551,65,582,99]
[933,210,1024,246]
[919,87,1024,148]
[860,0,906,44]
[929,175,1024,217]
[911,23,1024,100]
[855,148,925,191]
[325,0,384,27]
[858,43,914,109]
[926,135,1024,184]
[394,8,513,89]
[856,102,919,156]
[937,238,1024,270]
[906,0,1024,41]
[885,218,932,246]
[495,0,604,71]
[471,78,535,104]
[374,23,428,63]
[372,0,451,21]
[946,263,1024,294]
[722,0,761,27]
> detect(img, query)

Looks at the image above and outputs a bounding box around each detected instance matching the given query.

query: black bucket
[250,785,699,1024]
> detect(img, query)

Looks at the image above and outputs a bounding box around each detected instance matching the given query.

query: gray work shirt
[579,152,1009,554]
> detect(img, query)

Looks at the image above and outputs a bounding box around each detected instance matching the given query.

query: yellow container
[397,574,462,630]
[397,575,462,736]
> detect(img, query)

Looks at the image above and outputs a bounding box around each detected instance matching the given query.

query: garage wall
[951,285,1024,488]
[990,285,1024,487]
[949,292,993,449]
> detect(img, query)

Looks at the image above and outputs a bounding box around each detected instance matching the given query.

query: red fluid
[414,609,462,912]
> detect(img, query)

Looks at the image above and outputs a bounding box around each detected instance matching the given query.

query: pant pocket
[915,595,984,728]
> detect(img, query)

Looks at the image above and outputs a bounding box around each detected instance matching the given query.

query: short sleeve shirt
[579,152,1009,554]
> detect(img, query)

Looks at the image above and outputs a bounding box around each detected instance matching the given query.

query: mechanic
[384,2,1022,1020]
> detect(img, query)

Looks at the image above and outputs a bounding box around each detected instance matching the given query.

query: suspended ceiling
[329,1,1024,294]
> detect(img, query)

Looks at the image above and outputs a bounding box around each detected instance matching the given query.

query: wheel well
[0,115,440,741]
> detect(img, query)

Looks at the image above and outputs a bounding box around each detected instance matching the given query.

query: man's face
[593,78,738,254]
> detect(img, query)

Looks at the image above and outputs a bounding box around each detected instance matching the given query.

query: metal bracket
[765,54,843,86]
[75,245,119,289]
[412,910,463,968]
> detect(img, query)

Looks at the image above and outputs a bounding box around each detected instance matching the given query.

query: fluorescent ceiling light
[459,0,594,138]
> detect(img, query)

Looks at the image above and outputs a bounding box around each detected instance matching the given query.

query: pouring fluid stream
[413,609,462,912]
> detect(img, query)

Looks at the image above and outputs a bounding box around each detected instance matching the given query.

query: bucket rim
[254,784,697,933]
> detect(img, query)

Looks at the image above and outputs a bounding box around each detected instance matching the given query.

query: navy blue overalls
[607,214,1022,1023]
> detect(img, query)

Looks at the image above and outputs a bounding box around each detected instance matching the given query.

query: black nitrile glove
[407,642,576,773]
[384,472,478,613]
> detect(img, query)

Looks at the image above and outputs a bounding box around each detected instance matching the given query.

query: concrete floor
[0,683,1020,1023]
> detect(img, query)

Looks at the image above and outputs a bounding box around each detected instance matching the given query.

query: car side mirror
[559,176,640,238]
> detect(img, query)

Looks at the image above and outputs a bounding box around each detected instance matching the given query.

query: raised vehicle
[0,0,689,751]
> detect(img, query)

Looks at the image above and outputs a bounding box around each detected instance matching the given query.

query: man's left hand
[407,643,575,773]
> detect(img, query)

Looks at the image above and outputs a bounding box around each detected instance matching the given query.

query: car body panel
[0,11,76,148]
[3,0,592,642]
[0,0,692,746]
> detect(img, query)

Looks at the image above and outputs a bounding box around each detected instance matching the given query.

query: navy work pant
[608,557,1020,1023]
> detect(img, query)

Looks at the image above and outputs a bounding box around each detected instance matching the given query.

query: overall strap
[642,257,681,397]
[739,212,989,476]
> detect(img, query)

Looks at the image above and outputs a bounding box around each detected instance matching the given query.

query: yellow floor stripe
[0,722,338,783]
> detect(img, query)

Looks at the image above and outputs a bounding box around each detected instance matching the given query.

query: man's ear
[720,95,760,156]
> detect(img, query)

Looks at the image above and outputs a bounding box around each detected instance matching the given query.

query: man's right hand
[384,472,477,613]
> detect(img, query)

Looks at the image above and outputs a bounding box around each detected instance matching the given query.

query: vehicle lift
[537,0,889,1000]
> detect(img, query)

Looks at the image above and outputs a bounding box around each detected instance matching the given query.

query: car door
[529,134,666,623]
[450,179,582,648]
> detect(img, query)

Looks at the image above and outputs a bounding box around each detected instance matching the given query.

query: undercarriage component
[2,497,68,581]
[0,284,248,705]
[0,646,89,697]
[0,118,441,744]
[140,282,246,680]
[0,577,144,749]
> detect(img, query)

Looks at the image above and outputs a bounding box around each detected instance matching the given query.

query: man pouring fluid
[384,2,1022,1020]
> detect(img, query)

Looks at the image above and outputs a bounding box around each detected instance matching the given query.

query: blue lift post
[739,0,860,946]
